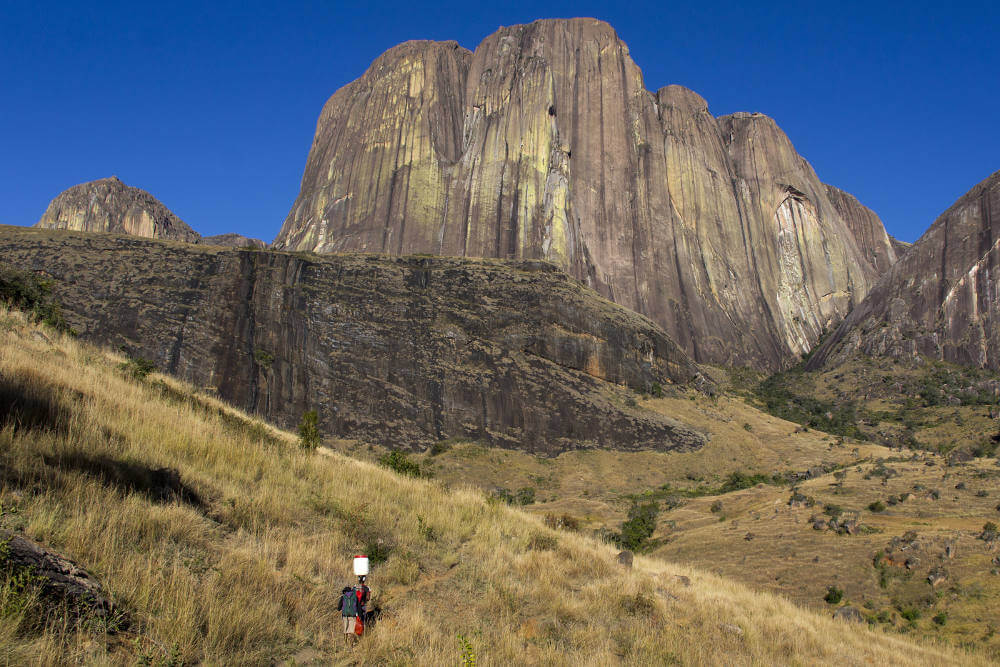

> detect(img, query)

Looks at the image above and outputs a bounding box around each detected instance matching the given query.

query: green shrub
[515,487,536,505]
[755,370,868,439]
[719,470,774,493]
[491,486,535,505]
[0,264,73,334]
[981,522,999,541]
[710,500,723,513]
[118,356,157,381]
[614,501,660,552]
[823,504,843,518]
[378,451,423,477]
[297,410,320,450]
[933,612,947,626]
[253,349,274,369]
[823,586,843,604]
[868,500,887,512]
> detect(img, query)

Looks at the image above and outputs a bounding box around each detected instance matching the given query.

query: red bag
[354,615,364,636]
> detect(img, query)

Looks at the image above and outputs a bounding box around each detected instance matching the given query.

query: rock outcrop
[35,176,199,242]
[0,225,707,454]
[824,184,899,275]
[0,529,119,626]
[808,170,1000,370]
[201,233,267,249]
[275,18,880,370]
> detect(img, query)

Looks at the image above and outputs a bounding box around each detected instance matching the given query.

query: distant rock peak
[35,177,199,243]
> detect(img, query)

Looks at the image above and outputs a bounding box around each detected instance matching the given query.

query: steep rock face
[275,18,877,370]
[35,177,199,243]
[808,171,1000,370]
[0,226,707,454]
[824,184,898,274]
[278,40,472,253]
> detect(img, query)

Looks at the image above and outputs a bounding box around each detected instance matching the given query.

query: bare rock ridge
[35,177,265,248]
[824,184,901,274]
[0,225,707,454]
[808,170,1000,370]
[274,17,889,371]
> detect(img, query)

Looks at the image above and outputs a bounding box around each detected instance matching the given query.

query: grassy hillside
[342,369,1000,658]
[0,307,981,665]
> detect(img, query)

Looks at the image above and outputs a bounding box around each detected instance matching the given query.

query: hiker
[338,585,361,646]
[356,574,372,623]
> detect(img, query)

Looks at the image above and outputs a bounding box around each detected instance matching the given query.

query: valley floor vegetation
[0,304,985,664]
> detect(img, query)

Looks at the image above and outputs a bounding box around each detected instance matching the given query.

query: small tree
[298,409,320,450]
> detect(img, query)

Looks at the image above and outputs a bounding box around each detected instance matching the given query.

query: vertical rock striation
[275,18,883,370]
[808,170,1000,370]
[824,184,899,274]
[35,176,200,243]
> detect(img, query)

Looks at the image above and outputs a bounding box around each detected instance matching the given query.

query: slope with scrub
[0,306,976,664]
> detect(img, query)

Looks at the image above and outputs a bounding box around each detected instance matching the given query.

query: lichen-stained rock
[35,176,199,243]
[0,226,707,454]
[274,18,878,371]
[824,184,899,275]
[808,170,1000,370]
[278,40,472,254]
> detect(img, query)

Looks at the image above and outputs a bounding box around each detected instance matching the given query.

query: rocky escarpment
[808,170,1000,370]
[824,184,900,274]
[0,225,707,454]
[35,177,199,242]
[201,233,267,248]
[275,18,882,371]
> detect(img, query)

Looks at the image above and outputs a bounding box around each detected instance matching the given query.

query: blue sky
[1,0,996,243]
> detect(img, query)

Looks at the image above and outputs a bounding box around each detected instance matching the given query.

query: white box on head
[353,555,369,576]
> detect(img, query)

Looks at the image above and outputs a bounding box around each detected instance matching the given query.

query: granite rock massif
[36,176,200,243]
[275,18,892,370]
[35,177,265,248]
[0,225,706,454]
[809,170,1000,370]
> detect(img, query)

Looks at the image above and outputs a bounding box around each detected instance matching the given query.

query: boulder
[833,606,865,623]
[0,529,122,627]
[927,567,949,587]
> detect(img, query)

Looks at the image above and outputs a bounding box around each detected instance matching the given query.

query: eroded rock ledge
[0,226,708,454]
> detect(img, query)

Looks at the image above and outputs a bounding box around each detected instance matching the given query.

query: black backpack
[341,589,358,616]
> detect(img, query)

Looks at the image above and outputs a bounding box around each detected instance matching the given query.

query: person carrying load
[338,555,371,646]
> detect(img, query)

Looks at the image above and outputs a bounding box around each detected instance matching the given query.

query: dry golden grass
[0,307,983,664]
